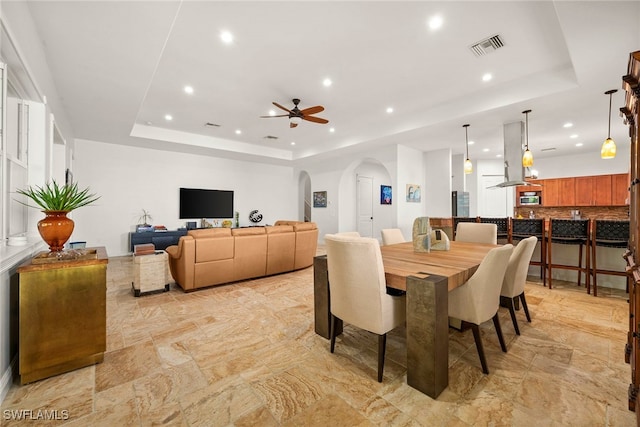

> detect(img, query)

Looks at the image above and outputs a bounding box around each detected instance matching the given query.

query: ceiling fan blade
[260,114,289,118]
[302,115,329,124]
[300,105,324,115]
[273,102,292,113]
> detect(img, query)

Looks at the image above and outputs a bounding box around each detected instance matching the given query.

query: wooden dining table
[313,240,497,399]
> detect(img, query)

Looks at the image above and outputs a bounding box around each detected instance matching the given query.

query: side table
[132,251,172,296]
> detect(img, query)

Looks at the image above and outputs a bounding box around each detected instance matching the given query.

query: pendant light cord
[608,92,612,139]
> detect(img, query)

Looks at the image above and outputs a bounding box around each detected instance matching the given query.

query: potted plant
[15,180,100,252]
[136,209,153,232]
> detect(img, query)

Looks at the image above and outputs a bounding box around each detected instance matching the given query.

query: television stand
[129,230,187,252]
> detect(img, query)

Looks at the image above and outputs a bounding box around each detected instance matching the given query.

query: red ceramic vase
[38,211,75,252]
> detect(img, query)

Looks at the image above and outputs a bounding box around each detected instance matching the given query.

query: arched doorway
[298,171,312,221]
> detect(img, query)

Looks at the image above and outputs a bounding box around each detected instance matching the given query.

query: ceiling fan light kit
[260,98,328,128]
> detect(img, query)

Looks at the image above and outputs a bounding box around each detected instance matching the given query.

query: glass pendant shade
[521,109,533,167]
[464,158,473,174]
[463,124,472,174]
[522,149,534,167]
[601,89,618,159]
[601,137,616,159]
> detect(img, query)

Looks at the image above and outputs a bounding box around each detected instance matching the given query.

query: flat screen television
[179,188,234,219]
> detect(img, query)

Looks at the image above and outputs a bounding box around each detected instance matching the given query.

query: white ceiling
[21,1,640,166]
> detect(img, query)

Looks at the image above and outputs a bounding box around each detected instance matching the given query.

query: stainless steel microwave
[519,195,541,205]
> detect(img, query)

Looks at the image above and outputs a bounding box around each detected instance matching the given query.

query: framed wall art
[313,191,327,208]
[380,185,392,205]
[406,184,421,203]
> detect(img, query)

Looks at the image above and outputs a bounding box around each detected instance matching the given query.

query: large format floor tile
[1,254,636,426]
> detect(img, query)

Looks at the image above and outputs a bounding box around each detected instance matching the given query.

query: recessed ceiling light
[386,107,394,114]
[329,127,335,133]
[220,30,234,44]
[290,142,296,146]
[496,154,502,158]
[164,114,173,121]
[570,134,578,139]
[269,110,276,116]
[428,15,443,30]
[483,148,489,152]
[563,122,573,128]
[575,142,583,147]
[482,73,492,82]
[323,78,332,87]
[468,140,475,145]
[235,129,242,135]
[184,85,194,94]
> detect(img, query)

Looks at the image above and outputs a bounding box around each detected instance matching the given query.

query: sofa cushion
[265,225,294,234]
[293,222,317,231]
[232,227,266,236]
[195,237,234,263]
[188,228,232,238]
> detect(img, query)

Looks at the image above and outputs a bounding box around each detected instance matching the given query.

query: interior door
[480,175,508,216]
[357,175,373,237]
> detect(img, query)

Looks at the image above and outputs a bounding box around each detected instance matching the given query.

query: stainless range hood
[490,121,540,188]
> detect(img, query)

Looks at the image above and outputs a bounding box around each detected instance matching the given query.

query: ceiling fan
[261,98,329,128]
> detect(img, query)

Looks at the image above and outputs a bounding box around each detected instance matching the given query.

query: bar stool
[547,219,590,290]
[480,217,509,243]
[590,219,630,297]
[453,216,478,240]
[509,218,546,285]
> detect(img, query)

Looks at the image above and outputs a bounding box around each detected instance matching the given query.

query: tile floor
[1,254,636,426]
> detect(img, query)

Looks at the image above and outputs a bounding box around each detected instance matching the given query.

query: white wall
[424,148,452,218]
[396,145,425,238]
[353,161,394,242]
[71,139,297,256]
[534,150,629,179]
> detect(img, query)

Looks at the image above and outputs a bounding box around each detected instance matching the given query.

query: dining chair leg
[578,244,583,287]
[330,314,338,353]
[492,313,508,353]
[506,298,521,335]
[519,292,532,323]
[471,324,489,374]
[586,240,591,296]
[589,240,596,295]
[377,334,387,382]
[547,239,553,289]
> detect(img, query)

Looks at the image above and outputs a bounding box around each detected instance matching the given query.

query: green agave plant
[15,180,100,212]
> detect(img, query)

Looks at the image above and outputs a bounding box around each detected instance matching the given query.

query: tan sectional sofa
[166,220,318,291]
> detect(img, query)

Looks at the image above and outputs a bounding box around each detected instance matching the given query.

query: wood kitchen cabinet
[542,179,559,206]
[575,175,613,206]
[613,173,630,205]
[558,178,575,206]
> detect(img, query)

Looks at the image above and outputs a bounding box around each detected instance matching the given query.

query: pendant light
[601,89,618,159]
[522,109,533,167]
[463,124,472,174]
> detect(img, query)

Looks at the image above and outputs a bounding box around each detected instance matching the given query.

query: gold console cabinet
[16,247,108,384]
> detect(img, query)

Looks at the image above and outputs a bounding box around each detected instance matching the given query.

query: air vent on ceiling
[263,135,279,140]
[205,122,220,127]
[541,148,557,152]
[469,34,505,57]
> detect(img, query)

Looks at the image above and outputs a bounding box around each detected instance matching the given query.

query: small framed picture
[406,184,421,203]
[313,191,327,208]
[380,185,392,205]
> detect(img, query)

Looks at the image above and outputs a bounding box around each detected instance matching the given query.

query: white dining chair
[448,244,513,374]
[324,233,406,382]
[455,222,498,244]
[501,236,537,335]
[381,228,405,245]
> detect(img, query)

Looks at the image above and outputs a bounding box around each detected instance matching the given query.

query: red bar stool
[590,219,630,297]
[547,219,590,290]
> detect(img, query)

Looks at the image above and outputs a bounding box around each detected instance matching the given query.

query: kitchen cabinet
[542,179,559,206]
[613,173,630,205]
[575,175,612,206]
[558,178,575,206]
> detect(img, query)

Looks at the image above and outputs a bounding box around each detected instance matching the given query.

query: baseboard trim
[0,357,15,404]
